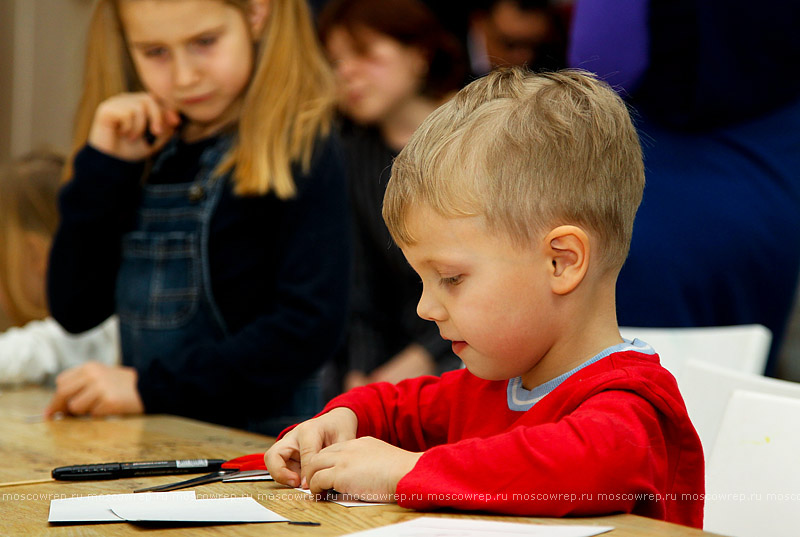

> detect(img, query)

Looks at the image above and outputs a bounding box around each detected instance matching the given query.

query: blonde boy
[266,68,704,527]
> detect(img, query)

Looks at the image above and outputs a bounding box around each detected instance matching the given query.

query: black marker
[52,459,226,481]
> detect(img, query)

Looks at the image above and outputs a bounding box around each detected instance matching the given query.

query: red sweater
[322,347,704,528]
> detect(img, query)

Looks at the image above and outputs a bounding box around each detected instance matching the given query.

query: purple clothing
[569,0,800,372]
[568,0,649,94]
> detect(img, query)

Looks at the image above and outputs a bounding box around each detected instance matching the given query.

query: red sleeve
[395,390,676,519]
[321,374,454,451]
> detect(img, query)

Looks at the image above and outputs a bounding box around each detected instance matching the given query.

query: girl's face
[120,0,262,139]
[325,26,428,125]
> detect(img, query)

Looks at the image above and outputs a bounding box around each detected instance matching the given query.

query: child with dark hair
[318,0,467,394]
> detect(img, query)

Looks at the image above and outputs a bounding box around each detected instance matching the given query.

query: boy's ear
[248,0,271,37]
[544,225,589,295]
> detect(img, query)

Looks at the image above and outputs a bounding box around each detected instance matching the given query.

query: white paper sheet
[111,496,288,523]
[341,517,614,537]
[48,491,196,523]
[222,469,273,482]
[48,491,288,524]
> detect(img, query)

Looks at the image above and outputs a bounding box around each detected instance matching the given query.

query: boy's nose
[417,288,447,322]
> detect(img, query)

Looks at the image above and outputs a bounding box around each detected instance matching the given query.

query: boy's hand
[88,93,180,161]
[44,362,144,417]
[265,407,358,488]
[305,437,423,502]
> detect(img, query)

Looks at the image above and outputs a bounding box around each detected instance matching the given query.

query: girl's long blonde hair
[69,0,336,198]
[0,152,63,326]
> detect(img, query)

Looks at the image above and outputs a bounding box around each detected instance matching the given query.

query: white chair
[679,360,800,457]
[704,390,800,537]
[618,324,772,381]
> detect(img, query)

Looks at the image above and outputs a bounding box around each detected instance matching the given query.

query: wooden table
[0,386,723,536]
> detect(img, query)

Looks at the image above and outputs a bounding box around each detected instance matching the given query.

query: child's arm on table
[267,375,454,499]
[395,390,691,518]
[266,406,423,500]
[272,375,698,519]
[45,362,142,416]
[303,435,423,501]
[266,407,358,487]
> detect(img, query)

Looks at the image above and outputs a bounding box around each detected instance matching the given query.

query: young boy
[265,68,705,528]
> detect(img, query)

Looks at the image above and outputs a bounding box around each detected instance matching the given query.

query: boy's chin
[461,362,512,382]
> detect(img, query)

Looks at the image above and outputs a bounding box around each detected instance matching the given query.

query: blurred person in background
[467,0,569,75]
[0,152,118,386]
[569,0,800,375]
[317,0,468,395]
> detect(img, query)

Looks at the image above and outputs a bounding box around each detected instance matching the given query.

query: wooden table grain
[0,386,724,536]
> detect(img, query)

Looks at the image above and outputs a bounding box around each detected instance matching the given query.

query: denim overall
[115,135,322,434]
[116,136,231,374]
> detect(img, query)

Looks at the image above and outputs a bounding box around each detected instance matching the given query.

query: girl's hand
[304,437,423,502]
[88,93,180,161]
[265,407,358,488]
[367,344,436,385]
[44,362,144,417]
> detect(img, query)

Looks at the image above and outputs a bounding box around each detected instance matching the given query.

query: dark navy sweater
[48,136,350,428]
[569,0,800,372]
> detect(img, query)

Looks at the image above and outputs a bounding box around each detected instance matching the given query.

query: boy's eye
[440,275,463,287]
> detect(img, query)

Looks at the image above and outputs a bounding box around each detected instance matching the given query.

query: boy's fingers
[275,467,301,488]
[301,447,340,492]
[263,449,287,479]
[285,456,301,477]
[265,443,302,487]
[295,426,325,478]
[307,466,335,496]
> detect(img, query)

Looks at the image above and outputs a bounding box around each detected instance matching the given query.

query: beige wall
[0,0,15,162]
[0,0,92,161]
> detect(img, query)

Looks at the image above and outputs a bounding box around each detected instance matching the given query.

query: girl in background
[317,0,466,395]
[46,0,349,434]
[0,152,118,385]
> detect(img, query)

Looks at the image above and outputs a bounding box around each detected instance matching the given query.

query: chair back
[680,360,800,456]
[618,325,771,380]
[704,390,800,537]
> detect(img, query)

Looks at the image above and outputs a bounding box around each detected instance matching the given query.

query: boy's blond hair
[69,0,335,199]
[384,67,645,272]
[0,152,63,325]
